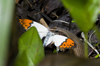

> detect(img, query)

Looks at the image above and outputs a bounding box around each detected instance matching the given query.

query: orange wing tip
[19,19,33,30]
[59,38,75,49]
[19,19,22,24]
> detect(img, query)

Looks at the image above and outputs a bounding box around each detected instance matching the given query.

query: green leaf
[53,49,57,53]
[15,27,45,66]
[0,0,14,66]
[15,51,30,66]
[71,20,75,23]
[62,0,99,32]
[95,43,99,47]
[95,54,100,58]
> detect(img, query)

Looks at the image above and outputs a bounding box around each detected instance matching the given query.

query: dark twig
[32,5,53,22]
[17,4,36,20]
[26,0,53,22]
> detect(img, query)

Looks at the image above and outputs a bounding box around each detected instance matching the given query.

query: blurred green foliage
[0,0,14,66]
[15,27,45,66]
[71,20,75,23]
[61,0,99,58]
[95,54,100,58]
[62,0,99,32]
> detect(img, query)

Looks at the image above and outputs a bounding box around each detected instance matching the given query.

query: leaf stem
[84,32,88,58]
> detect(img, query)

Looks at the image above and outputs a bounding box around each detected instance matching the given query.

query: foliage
[61,0,99,32]
[0,0,14,66]
[15,27,45,66]
[95,43,99,47]
[95,54,100,58]
[71,20,75,23]
[61,0,99,58]
[53,49,57,53]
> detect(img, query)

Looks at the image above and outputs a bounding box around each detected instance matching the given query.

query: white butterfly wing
[45,35,68,47]
[52,35,68,47]
[45,36,54,46]
[39,33,48,39]
[31,21,48,32]
[30,21,49,39]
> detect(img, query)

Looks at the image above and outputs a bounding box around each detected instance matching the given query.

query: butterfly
[19,19,48,38]
[19,19,75,51]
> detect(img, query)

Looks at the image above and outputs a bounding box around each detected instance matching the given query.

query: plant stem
[84,32,88,58]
